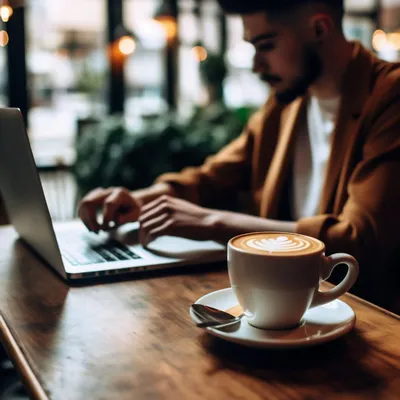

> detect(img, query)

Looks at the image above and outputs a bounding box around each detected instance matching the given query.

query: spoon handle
[196,317,242,328]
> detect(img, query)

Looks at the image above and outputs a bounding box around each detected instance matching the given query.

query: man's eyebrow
[247,32,278,45]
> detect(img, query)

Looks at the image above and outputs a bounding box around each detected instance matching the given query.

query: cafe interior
[0,0,399,399]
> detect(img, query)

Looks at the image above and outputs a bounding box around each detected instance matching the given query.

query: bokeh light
[118,36,136,55]
[154,17,177,43]
[0,5,13,22]
[0,30,9,47]
[372,29,387,52]
[192,46,208,62]
[387,32,400,51]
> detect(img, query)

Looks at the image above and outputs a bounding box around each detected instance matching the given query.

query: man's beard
[262,46,323,105]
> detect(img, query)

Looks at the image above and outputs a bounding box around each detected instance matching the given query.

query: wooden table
[0,226,399,400]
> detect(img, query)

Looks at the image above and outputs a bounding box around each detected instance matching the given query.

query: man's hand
[78,187,141,233]
[138,195,218,246]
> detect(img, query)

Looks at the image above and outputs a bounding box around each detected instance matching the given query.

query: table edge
[0,314,49,400]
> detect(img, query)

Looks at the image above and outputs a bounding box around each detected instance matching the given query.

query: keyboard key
[122,248,142,259]
[95,248,119,262]
[106,247,131,261]
[58,233,141,266]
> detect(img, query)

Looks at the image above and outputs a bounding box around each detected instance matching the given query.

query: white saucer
[190,288,356,349]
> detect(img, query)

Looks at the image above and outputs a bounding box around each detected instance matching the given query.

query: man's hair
[216,0,344,24]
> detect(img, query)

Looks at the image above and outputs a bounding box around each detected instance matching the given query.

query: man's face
[243,12,323,104]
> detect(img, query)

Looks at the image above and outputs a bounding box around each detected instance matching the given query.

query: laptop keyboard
[58,233,141,266]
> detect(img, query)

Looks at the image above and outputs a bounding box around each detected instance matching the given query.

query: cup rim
[228,231,325,257]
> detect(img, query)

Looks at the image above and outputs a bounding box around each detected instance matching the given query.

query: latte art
[246,236,311,253]
[231,232,323,256]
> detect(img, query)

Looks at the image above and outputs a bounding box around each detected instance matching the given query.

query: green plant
[75,62,106,113]
[73,103,255,200]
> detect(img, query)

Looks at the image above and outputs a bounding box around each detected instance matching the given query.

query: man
[78,0,400,310]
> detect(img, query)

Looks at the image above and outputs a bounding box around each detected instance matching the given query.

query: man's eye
[258,44,275,52]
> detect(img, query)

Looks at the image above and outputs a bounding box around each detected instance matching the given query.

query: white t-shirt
[292,95,340,220]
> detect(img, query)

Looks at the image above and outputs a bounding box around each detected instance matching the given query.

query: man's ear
[310,14,334,43]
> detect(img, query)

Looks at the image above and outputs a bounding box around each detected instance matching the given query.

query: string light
[153,2,178,44]
[155,17,177,43]
[0,30,9,47]
[0,4,13,22]
[118,35,136,55]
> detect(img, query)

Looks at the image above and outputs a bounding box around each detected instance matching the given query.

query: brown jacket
[157,43,400,310]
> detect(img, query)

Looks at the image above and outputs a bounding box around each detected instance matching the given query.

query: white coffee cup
[228,232,359,330]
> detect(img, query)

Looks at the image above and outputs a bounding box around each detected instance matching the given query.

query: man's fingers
[102,200,119,230]
[140,195,171,215]
[78,187,115,232]
[139,201,171,226]
[143,219,174,246]
[101,190,126,229]
[140,213,170,243]
[83,187,114,205]
[79,204,100,232]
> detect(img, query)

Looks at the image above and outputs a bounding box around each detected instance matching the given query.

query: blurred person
[78,0,400,310]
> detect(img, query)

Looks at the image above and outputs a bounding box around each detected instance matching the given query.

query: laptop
[0,108,227,281]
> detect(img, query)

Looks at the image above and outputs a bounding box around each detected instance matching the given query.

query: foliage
[75,62,105,97]
[199,54,228,86]
[73,103,256,198]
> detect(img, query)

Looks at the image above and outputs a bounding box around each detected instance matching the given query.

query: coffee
[230,232,323,256]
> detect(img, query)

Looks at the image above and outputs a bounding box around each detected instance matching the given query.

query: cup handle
[310,253,359,308]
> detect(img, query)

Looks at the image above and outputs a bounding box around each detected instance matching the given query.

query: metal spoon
[190,304,244,328]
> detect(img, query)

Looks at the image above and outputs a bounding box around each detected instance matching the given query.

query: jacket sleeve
[154,109,264,207]
[296,82,400,277]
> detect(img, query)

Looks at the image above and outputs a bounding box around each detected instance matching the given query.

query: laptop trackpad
[146,236,226,260]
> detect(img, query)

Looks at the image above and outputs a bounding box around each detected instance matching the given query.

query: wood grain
[0,225,399,400]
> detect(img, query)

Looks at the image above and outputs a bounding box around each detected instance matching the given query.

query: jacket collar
[260,97,305,218]
[319,42,375,213]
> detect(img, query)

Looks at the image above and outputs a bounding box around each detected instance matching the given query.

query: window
[344,0,377,50]
[25,0,108,164]
[224,16,269,109]
[178,0,203,114]
[124,0,167,118]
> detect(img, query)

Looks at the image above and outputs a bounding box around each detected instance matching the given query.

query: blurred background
[0,0,400,223]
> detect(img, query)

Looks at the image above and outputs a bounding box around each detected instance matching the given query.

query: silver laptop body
[0,108,226,281]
